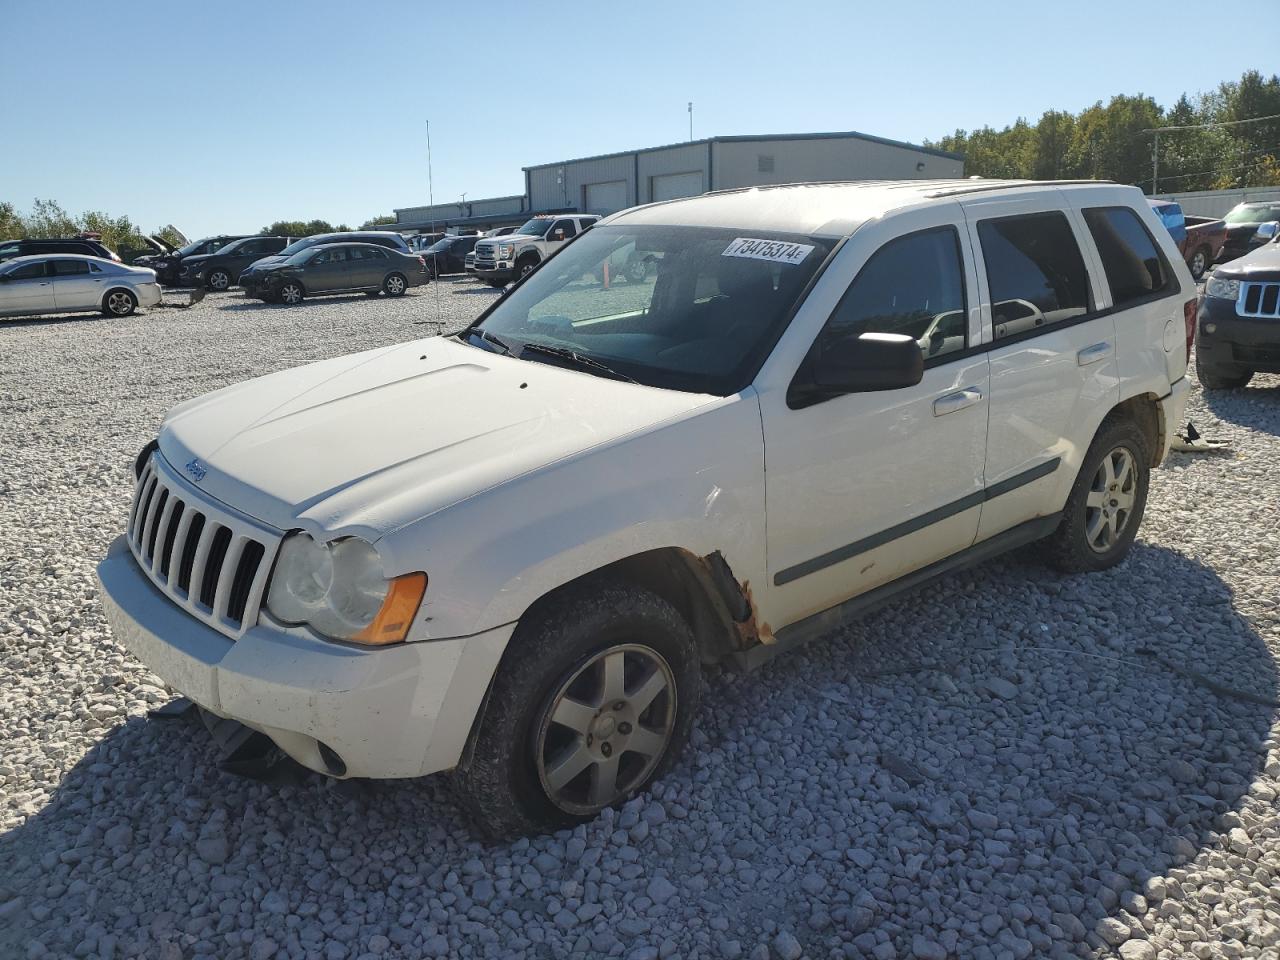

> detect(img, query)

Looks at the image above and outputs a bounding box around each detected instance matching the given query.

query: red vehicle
[1149,200,1227,280]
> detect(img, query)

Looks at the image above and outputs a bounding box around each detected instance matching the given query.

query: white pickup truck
[472,213,598,286]
[98,179,1192,835]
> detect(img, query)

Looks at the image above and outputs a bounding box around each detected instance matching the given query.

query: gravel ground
[1,281,1278,960]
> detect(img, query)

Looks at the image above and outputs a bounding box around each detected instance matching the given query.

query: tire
[1045,417,1150,573]
[1195,352,1253,390]
[452,580,701,837]
[516,255,539,280]
[486,280,506,288]
[383,273,408,297]
[278,281,304,305]
[102,289,137,317]
[206,268,231,292]
[1187,246,1211,281]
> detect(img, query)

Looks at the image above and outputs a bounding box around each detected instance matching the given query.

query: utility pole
[1152,129,1159,196]
[688,101,693,142]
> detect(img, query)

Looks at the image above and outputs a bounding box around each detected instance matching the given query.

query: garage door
[584,180,628,215]
[651,171,704,203]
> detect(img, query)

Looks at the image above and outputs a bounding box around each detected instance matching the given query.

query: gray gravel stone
[1,285,1278,960]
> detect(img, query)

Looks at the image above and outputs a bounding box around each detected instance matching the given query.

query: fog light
[1204,322,1217,334]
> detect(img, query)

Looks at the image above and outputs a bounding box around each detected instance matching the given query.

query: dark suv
[0,237,119,264]
[176,236,295,291]
[136,235,250,285]
[423,235,479,277]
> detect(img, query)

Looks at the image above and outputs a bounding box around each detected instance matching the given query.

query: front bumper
[474,260,515,283]
[1197,295,1280,373]
[97,536,513,779]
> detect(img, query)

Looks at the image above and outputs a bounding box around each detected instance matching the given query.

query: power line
[1141,112,1280,136]
[1139,153,1280,187]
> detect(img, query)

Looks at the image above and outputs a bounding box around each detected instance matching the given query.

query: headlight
[498,243,515,258]
[1205,276,1240,301]
[266,532,426,645]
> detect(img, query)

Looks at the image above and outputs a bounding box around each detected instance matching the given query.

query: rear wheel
[279,281,304,305]
[102,289,137,317]
[452,580,700,837]
[1045,417,1149,573]
[1196,353,1253,389]
[206,268,231,291]
[383,273,407,297]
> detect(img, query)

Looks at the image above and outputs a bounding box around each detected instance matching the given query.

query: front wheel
[1196,353,1253,389]
[102,289,137,317]
[1187,246,1210,281]
[278,281,304,305]
[206,268,231,291]
[516,256,538,279]
[1045,417,1149,573]
[452,580,701,837]
[383,273,407,297]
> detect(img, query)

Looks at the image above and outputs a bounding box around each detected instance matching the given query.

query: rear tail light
[1183,298,1197,355]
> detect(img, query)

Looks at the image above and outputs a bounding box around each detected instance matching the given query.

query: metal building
[391,129,962,232]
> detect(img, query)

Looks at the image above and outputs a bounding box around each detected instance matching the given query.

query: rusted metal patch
[698,551,773,647]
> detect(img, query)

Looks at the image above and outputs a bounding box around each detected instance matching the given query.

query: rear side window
[813,226,968,363]
[1083,207,1173,307]
[51,259,90,276]
[978,213,1092,340]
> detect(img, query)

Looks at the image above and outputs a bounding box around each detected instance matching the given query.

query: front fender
[376,393,768,641]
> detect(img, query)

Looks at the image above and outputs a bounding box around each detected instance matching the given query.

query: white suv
[97,180,1193,835]
[472,214,598,287]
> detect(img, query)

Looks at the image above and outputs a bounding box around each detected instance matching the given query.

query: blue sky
[2,0,1276,238]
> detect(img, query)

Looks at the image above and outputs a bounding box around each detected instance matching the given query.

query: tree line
[925,70,1280,193]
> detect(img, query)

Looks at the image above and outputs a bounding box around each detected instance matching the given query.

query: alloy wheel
[535,643,677,815]
[1085,446,1137,553]
[107,291,134,316]
[208,270,230,291]
[1190,251,1206,279]
[280,283,302,304]
[386,275,406,295]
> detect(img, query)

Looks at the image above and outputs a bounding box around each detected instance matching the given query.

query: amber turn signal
[352,572,428,645]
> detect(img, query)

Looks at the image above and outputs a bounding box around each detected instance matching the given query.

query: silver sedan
[0,254,162,319]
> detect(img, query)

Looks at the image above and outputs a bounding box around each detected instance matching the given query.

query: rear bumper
[97,536,513,779]
[1197,296,1280,373]
[1159,377,1191,462]
[136,283,163,308]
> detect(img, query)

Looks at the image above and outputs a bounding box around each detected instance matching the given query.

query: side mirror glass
[810,331,924,396]
[551,231,565,240]
[1255,221,1279,243]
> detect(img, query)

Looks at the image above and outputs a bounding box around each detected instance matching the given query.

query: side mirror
[551,231,565,241]
[1255,221,1279,243]
[811,332,924,395]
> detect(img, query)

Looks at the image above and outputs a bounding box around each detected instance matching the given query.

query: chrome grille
[127,454,281,639]
[475,241,496,258]
[1239,281,1280,319]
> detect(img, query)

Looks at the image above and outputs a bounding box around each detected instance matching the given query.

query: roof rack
[924,179,1115,198]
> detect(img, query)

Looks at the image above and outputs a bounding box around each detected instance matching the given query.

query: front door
[759,204,991,629]
[50,258,101,311]
[0,260,55,316]
[303,248,350,292]
[960,192,1120,541]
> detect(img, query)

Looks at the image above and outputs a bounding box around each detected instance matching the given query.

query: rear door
[962,191,1119,542]
[0,260,55,316]
[49,258,101,310]
[346,246,383,288]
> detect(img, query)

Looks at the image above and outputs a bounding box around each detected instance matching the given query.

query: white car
[97,180,1193,835]
[0,254,160,318]
[472,214,599,287]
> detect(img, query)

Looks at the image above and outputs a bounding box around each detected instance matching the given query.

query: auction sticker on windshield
[722,237,815,265]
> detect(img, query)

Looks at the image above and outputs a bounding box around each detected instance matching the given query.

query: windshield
[278,236,326,258]
[176,237,218,256]
[426,238,453,253]
[470,224,833,395]
[515,218,554,237]
[1226,205,1280,225]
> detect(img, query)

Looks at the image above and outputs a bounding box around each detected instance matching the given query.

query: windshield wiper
[464,327,513,356]
[519,343,638,384]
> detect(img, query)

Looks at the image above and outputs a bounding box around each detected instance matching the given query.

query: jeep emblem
[185,459,208,482]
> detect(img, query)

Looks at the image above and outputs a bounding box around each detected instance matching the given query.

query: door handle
[933,387,984,417]
[1077,341,1113,366]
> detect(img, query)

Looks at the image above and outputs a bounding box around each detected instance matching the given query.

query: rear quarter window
[978,212,1092,340]
[1083,207,1174,308]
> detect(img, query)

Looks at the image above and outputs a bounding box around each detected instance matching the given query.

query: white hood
[158,337,715,539]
